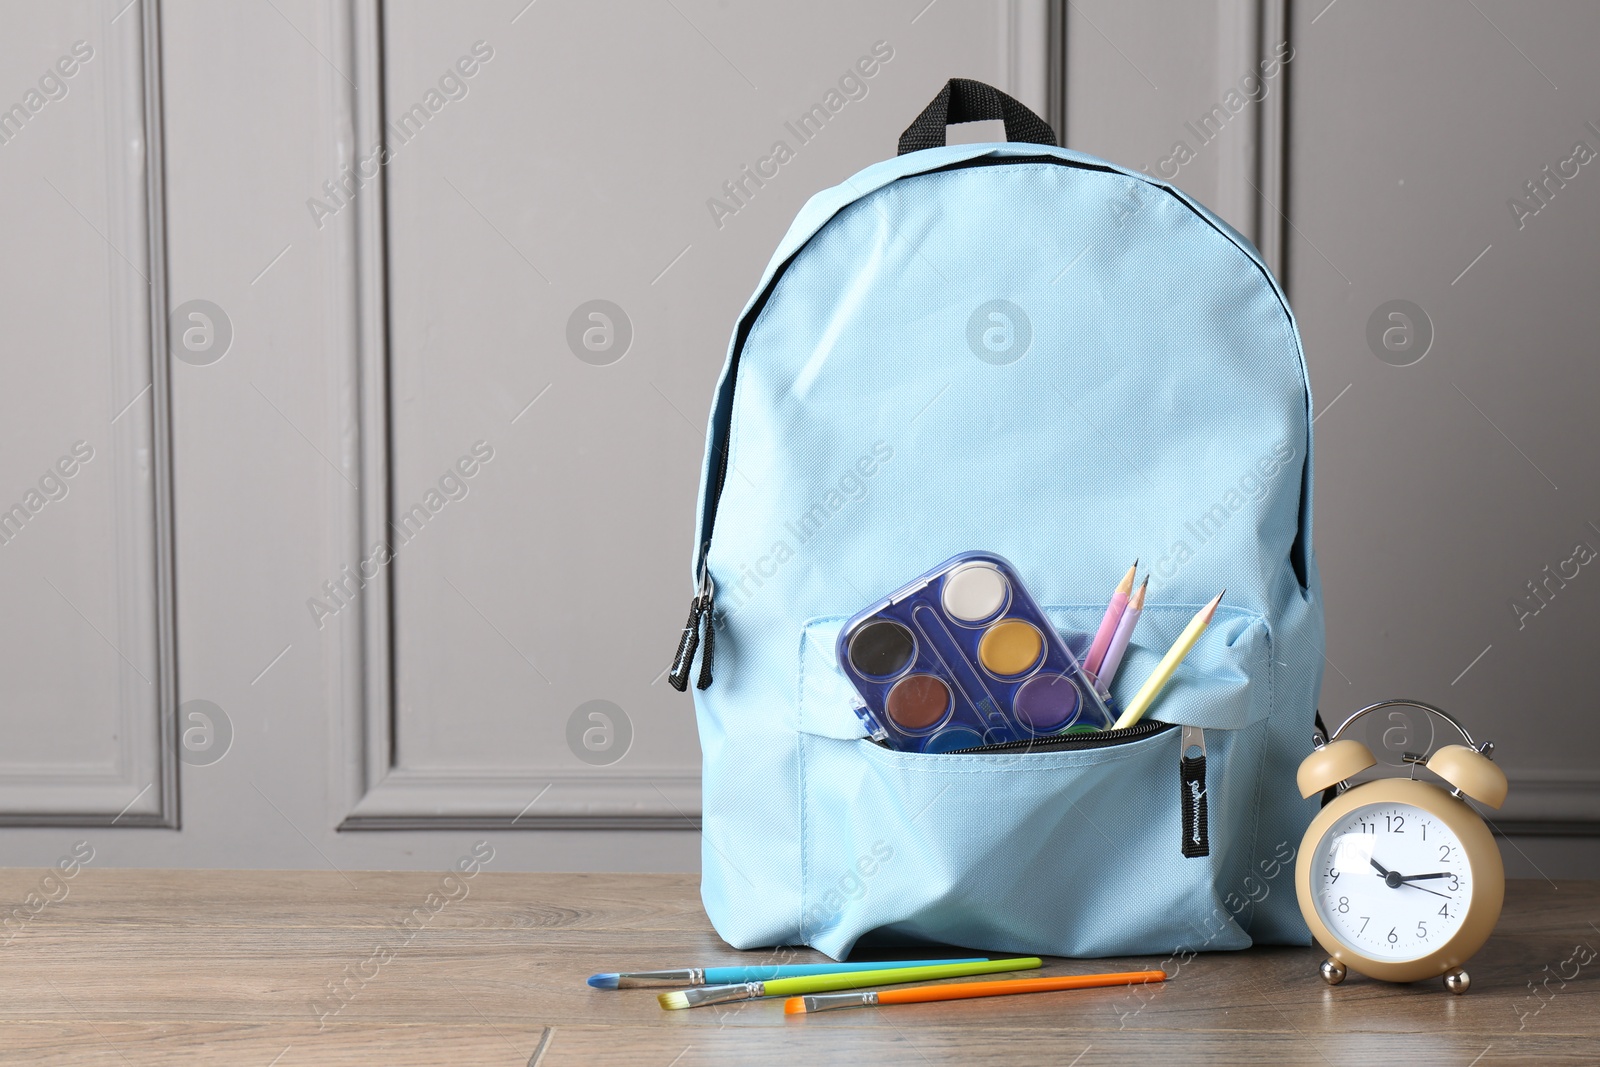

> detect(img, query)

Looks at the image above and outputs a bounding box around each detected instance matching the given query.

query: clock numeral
[1416,921,1427,939]
[1438,904,1449,917]
[1447,874,1459,892]
[1356,820,1374,834]
[1327,868,1339,884]
[1386,814,1405,833]
[1336,896,1349,913]
[1387,927,1399,945]
[1439,844,1452,861]
[1358,916,1370,934]
[1421,823,1427,842]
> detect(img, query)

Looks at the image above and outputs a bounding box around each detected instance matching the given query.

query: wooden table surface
[0,869,1596,1065]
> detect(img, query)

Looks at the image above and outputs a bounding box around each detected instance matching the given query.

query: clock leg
[1319,958,1347,986]
[1444,968,1470,995]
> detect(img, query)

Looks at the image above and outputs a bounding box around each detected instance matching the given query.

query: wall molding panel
[0,1,177,828]
[333,0,708,830]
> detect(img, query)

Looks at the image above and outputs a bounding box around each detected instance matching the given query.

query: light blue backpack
[670,81,1325,960]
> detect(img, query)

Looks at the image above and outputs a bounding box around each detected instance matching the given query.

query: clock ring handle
[1327,699,1493,760]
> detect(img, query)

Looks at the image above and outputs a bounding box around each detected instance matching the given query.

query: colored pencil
[1083,561,1138,680]
[1094,575,1148,696]
[1112,591,1224,730]
[784,969,1167,1013]
[656,957,1042,1010]
[588,957,987,989]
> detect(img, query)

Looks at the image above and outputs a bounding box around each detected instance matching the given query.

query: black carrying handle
[898,78,1057,155]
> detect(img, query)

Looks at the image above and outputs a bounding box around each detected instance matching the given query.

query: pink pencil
[1083,562,1137,681]
[1094,576,1147,696]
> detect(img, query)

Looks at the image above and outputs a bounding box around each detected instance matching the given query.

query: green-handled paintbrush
[656,957,1042,1010]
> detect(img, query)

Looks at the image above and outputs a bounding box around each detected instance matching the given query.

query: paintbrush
[656,957,1042,1010]
[587,957,986,989]
[785,969,1167,1013]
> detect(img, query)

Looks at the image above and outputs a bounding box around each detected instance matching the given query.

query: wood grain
[0,871,1595,1064]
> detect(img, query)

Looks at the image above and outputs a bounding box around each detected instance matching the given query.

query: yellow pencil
[1111,590,1224,730]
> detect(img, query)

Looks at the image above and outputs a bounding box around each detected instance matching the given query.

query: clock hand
[1370,859,1411,890]
[1397,872,1451,881]
[1399,881,1452,900]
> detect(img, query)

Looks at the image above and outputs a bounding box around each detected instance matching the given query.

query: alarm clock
[1294,700,1508,995]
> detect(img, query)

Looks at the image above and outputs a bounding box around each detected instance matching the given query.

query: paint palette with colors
[836,552,1116,753]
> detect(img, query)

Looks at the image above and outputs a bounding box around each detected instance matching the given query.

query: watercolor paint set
[835,552,1117,752]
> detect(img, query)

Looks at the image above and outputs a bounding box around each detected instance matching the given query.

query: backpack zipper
[941,717,1175,754]
[670,151,1298,690]
[1179,724,1210,857]
[950,718,1209,858]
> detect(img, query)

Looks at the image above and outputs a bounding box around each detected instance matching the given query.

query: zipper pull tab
[694,575,715,690]
[666,594,702,693]
[1180,725,1209,858]
[668,553,715,693]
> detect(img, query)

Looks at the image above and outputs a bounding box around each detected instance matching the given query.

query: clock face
[1312,801,1472,961]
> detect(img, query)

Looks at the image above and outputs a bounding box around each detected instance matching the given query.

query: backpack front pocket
[794,605,1278,960]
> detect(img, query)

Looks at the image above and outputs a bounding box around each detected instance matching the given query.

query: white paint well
[941,563,1009,622]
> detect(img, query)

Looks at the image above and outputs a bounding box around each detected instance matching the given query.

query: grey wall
[0,0,1055,872]
[1288,0,1600,876]
[1063,0,1600,877]
[0,0,1594,879]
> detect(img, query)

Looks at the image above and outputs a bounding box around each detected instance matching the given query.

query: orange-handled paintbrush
[784,969,1166,1013]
